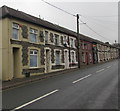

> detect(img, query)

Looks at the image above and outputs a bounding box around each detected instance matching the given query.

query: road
[3,60,119,110]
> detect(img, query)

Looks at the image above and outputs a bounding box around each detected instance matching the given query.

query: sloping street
[3,60,119,110]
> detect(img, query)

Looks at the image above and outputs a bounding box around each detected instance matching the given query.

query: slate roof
[0,5,116,48]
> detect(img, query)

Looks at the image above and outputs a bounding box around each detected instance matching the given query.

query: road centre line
[72,74,92,84]
[107,66,112,68]
[11,89,59,111]
[96,69,105,73]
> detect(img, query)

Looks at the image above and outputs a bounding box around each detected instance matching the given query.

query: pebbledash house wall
[1,17,78,81]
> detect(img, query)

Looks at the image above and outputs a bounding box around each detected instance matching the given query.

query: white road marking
[11,89,59,111]
[72,74,92,84]
[107,66,112,68]
[96,69,105,73]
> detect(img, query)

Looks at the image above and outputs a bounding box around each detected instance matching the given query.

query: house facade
[1,6,78,81]
[0,6,119,81]
[97,42,119,63]
[80,39,93,67]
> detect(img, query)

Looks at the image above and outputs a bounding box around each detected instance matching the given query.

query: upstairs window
[55,34,59,46]
[30,50,38,67]
[45,31,49,44]
[70,38,74,48]
[82,42,84,49]
[63,36,67,44]
[12,23,19,40]
[30,28,38,43]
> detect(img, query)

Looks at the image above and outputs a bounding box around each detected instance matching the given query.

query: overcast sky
[0,0,119,44]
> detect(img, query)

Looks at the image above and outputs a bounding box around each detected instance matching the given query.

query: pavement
[2,59,119,110]
[2,68,78,91]
[2,60,115,91]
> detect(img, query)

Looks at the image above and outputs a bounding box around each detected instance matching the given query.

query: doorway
[86,52,89,65]
[13,47,20,78]
[64,51,69,69]
[46,49,50,73]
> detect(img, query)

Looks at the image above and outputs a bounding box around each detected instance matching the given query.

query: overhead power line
[40,1,114,43]
[82,16,117,32]
[84,24,113,43]
[41,0,76,17]
[79,16,114,43]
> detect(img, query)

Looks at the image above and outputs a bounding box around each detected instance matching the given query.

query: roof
[0,5,77,37]
[0,5,117,48]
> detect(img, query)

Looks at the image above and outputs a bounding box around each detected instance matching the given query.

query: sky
[0,0,119,44]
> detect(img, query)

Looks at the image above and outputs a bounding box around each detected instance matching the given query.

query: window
[89,53,92,63]
[45,31,49,44]
[70,38,74,48]
[63,36,67,44]
[82,52,85,63]
[71,52,75,63]
[71,51,76,63]
[30,28,37,43]
[12,23,19,40]
[55,34,59,45]
[84,43,87,49]
[30,50,38,67]
[55,51,60,65]
[82,42,84,49]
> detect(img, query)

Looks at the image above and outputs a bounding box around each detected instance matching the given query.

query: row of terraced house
[0,6,119,81]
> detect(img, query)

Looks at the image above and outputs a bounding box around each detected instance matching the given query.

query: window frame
[30,50,38,68]
[12,23,19,40]
[55,34,59,46]
[45,31,49,44]
[55,51,60,65]
[29,28,38,43]
[71,51,76,63]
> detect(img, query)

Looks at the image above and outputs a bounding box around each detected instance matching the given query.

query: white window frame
[63,36,67,44]
[55,51,60,65]
[55,34,59,46]
[71,51,76,63]
[45,31,49,44]
[29,28,38,43]
[30,50,38,68]
[12,23,19,40]
[70,38,74,48]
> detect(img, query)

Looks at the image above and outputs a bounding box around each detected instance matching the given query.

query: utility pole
[77,14,80,68]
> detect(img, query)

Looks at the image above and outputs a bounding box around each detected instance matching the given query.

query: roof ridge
[0,5,115,47]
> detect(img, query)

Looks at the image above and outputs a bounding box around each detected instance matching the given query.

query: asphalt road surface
[3,59,119,110]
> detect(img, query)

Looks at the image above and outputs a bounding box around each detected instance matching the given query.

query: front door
[86,52,89,65]
[46,50,50,73]
[64,51,69,69]
[13,47,20,78]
